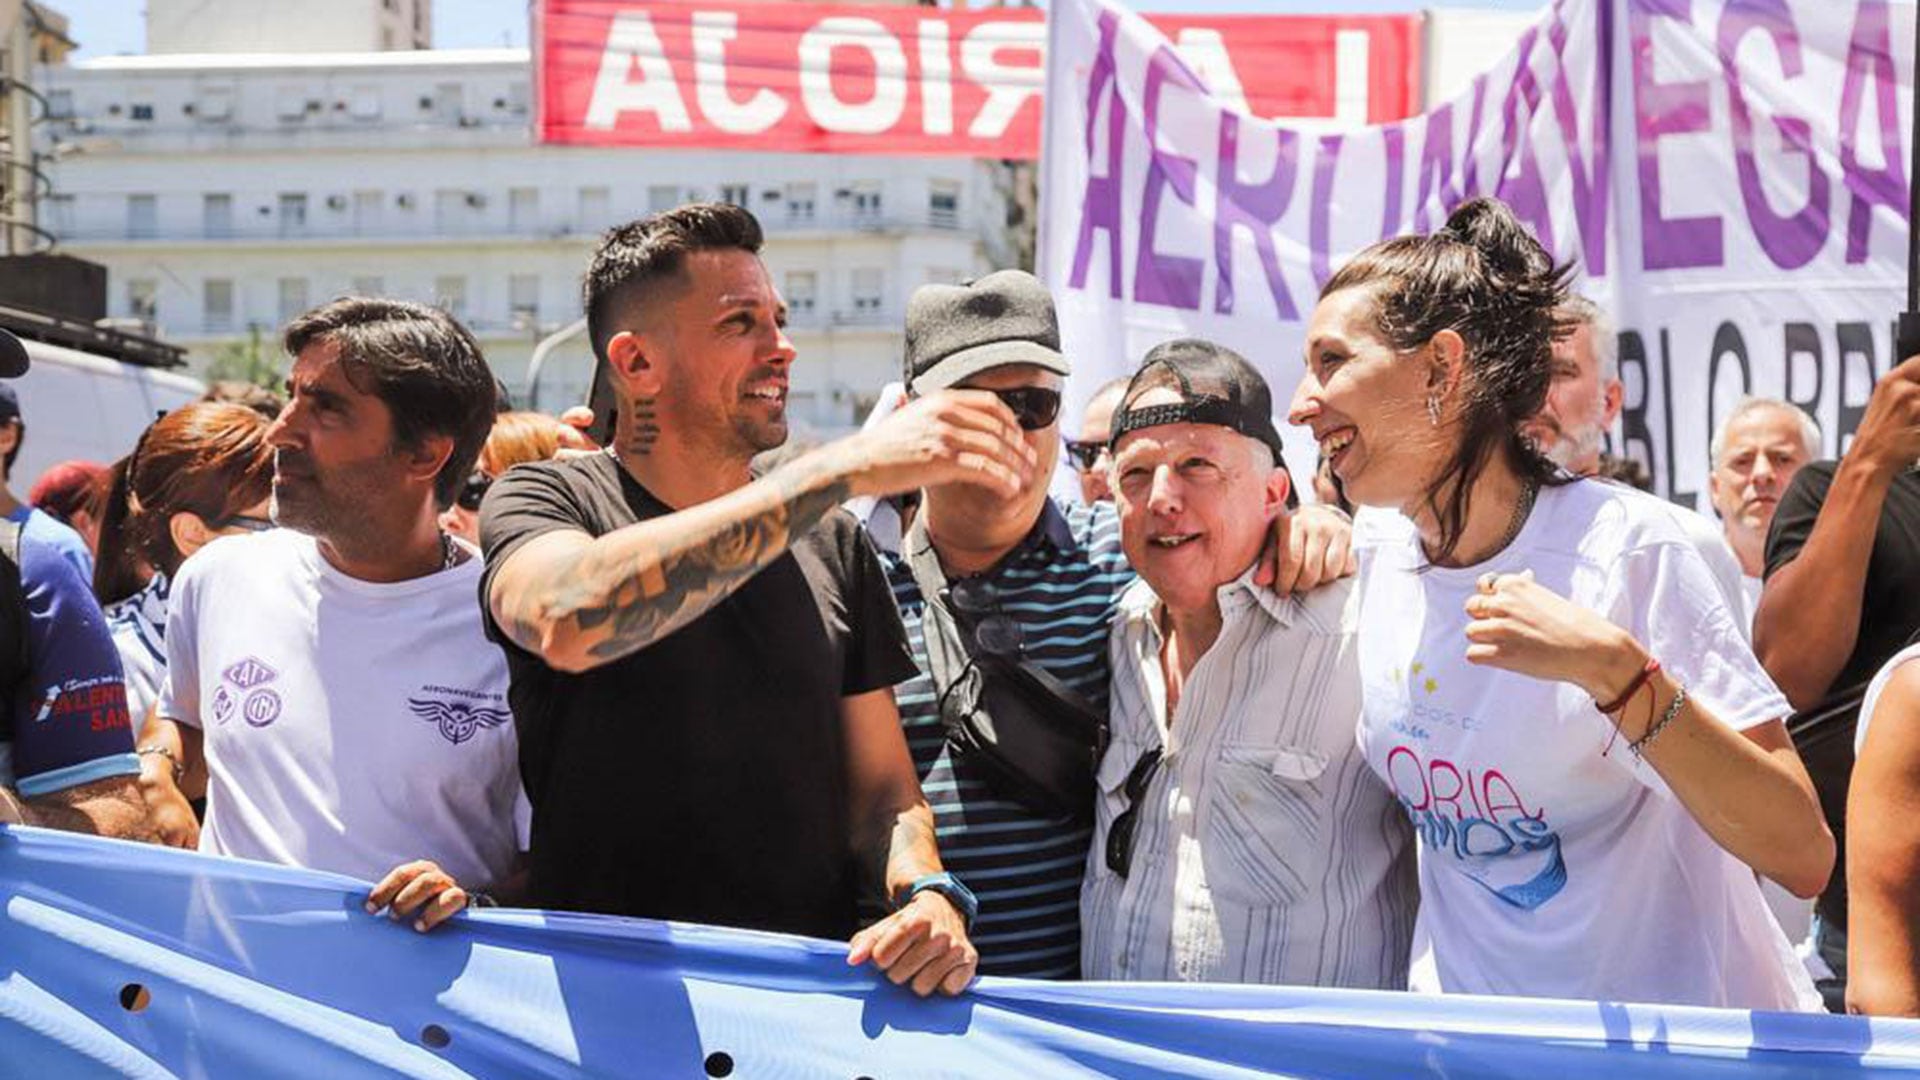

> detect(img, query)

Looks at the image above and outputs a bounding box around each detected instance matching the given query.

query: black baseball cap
[0,329,28,380]
[1109,339,1287,470]
[903,270,1069,393]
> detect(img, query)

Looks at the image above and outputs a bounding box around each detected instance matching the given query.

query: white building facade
[37,48,1019,433]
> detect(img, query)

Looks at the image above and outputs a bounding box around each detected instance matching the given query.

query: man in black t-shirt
[1758,352,1920,1008]
[479,203,1040,997]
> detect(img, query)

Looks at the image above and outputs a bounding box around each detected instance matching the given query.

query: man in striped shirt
[1082,340,1416,987]
[879,277,1356,978]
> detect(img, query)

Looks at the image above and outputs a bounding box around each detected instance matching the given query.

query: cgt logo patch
[217,656,282,727]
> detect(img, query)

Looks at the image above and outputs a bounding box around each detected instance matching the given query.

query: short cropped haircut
[583,202,765,366]
[1558,294,1618,384]
[283,298,496,509]
[1711,396,1821,467]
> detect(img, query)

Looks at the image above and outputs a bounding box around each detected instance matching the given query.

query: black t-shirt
[1763,459,1920,931]
[478,453,917,940]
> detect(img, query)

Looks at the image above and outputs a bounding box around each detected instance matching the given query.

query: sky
[51,0,1551,58]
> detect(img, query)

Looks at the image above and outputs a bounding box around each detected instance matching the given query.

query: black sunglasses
[1104,746,1164,878]
[988,387,1062,432]
[946,576,1024,657]
[1062,438,1107,471]
[456,471,493,512]
[219,514,275,533]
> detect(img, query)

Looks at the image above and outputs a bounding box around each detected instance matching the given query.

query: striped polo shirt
[879,498,1134,978]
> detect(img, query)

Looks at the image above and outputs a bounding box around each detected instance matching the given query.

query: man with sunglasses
[1063,377,1128,505]
[1081,339,1415,987]
[879,275,1360,979]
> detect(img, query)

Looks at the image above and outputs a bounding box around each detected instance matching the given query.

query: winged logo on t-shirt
[407,697,512,746]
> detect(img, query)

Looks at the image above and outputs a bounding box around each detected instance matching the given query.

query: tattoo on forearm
[619,395,661,457]
[506,457,853,665]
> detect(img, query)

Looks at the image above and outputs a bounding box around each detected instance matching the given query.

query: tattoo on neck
[622,396,661,456]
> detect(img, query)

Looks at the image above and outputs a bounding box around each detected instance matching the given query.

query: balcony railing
[161,307,903,339]
[51,209,984,246]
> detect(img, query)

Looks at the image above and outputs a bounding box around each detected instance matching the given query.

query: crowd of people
[0,195,1917,1019]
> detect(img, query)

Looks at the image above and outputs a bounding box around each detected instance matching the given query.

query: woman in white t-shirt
[1288,197,1831,1010]
[1846,638,1920,1014]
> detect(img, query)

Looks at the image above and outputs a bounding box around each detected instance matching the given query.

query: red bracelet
[1595,656,1660,715]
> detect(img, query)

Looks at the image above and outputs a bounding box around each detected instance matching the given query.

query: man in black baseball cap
[0,325,150,839]
[1082,337,1415,988]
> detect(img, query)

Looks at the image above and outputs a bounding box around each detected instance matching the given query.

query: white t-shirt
[159,530,527,889]
[1353,479,1819,1010]
[1856,643,1920,754]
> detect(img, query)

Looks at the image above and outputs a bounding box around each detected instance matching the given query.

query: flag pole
[1901,6,1920,361]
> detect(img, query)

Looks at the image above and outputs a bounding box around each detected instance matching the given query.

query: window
[508,187,539,231]
[719,183,749,208]
[925,267,965,286]
[277,193,308,236]
[127,278,157,321]
[434,189,466,233]
[204,279,234,332]
[849,183,882,220]
[929,180,960,227]
[275,88,306,121]
[43,89,72,119]
[785,271,817,314]
[851,268,883,313]
[647,184,678,213]
[127,194,157,238]
[203,193,232,238]
[433,82,463,121]
[434,275,468,317]
[277,278,310,324]
[578,186,610,228]
[349,86,382,120]
[351,190,382,233]
[785,182,816,223]
[509,274,540,323]
[505,82,529,115]
[129,103,154,122]
[197,86,234,121]
[351,275,383,296]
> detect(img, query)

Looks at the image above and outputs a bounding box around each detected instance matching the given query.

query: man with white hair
[1525,295,1750,628]
[1082,339,1415,987]
[1708,398,1820,620]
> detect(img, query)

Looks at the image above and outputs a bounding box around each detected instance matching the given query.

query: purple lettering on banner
[1379,125,1406,239]
[1413,104,1455,233]
[1309,133,1344,292]
[1068,11,1126,299]
[1495,43,1555,257]
[1546,0,1611,276]
[1132,45,1205,312]
[1839,0,1906,264]
[1213,115,1300,320]
[1720,2,1829,270]
[1632,0,1724,270]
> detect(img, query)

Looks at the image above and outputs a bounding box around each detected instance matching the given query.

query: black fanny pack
[904,519,1107,824]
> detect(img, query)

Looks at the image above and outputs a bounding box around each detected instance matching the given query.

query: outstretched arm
[1848,663,1920,1016]
[488,391,1036,674]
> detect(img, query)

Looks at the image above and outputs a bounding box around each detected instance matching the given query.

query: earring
[1426,395,1441,427]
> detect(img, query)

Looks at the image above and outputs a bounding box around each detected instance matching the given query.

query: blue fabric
[3,826,1917,1078]
[10,505,94,583]
[4,508,135,797]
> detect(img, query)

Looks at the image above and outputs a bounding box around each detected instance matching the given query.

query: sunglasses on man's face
[1063,438,1108,472]
[456,471,493,513]
[981,387,1061,432]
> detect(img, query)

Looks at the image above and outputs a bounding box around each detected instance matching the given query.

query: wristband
[136,745,185,785]
[1594,656,1661,715]
[1629,683,1689,759]
[894,871,978,930]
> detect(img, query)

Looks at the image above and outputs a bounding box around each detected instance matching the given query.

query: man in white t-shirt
[1523,295,1750,626]
[141,298,526,931]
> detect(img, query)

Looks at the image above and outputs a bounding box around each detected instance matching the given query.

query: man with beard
[1524,295,1749,624]
[139,298,529,932]
[480,204,1032,996]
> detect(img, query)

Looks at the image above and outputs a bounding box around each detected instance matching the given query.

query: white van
[10,336,205,494]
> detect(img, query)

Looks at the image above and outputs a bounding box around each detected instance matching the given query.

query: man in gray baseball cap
[873,271,1359,978]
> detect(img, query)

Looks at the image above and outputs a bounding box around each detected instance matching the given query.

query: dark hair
[93,403,275,604]
[200,380,286,420]
[3,418,22,480]
[282,297,497,510]
[1321,197,1571,563]
[583,202,765,366]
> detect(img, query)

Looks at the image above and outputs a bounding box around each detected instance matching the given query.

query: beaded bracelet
[1629,683,1688,760]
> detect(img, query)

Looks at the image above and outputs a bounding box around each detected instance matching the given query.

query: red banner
[536,1,1421,158]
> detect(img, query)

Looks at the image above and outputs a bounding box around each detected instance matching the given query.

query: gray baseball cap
[903,270,1069,393]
